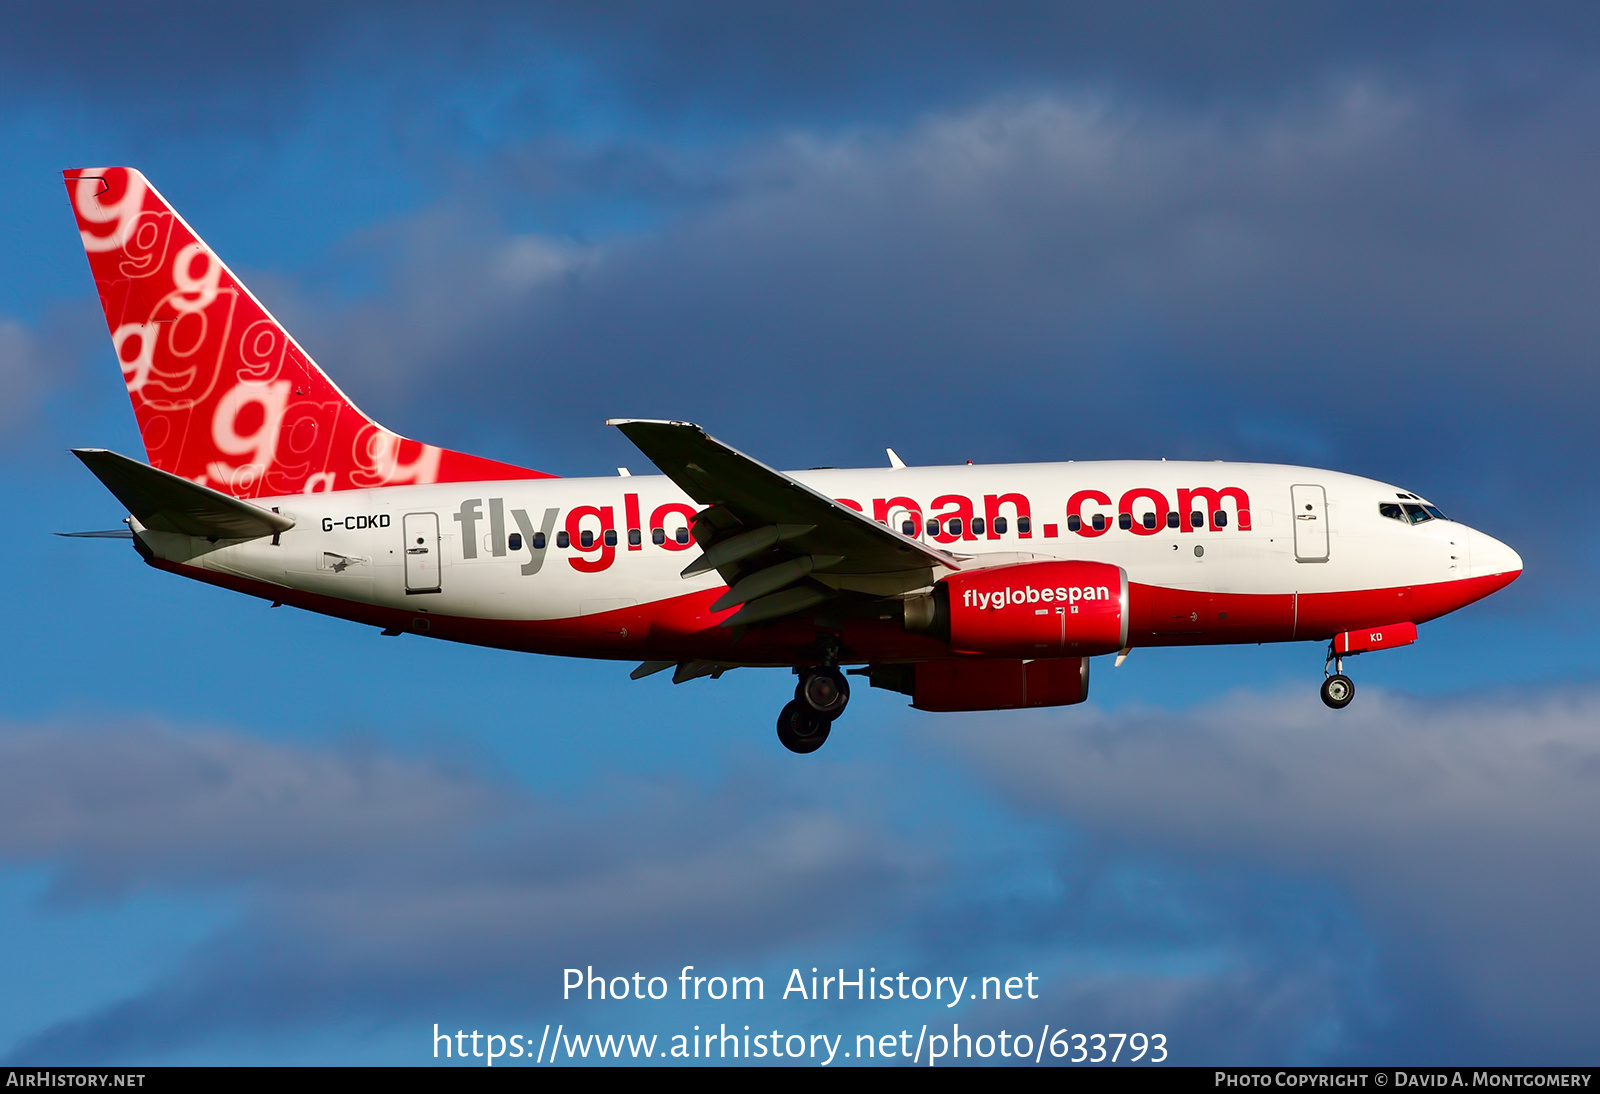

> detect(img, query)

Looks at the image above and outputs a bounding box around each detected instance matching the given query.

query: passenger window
[533,532,547,550]
[627,529,641,546]
[1091,514,1106,532]
[1190,511,1204,529]
[1017,516,1031,534]
[948,517,963,536]
[675,527,690,544]
[1118,512,1132,530]
[556,531,570,549]
[652,527,666,545]
[1067,515,1081,532]
[993,517,1008,534]
[926,518,939,537]
[901,520,916,536]
[508,533,523,550]
[1214,510,1228,528]
[604,530,618,547]
[971,517,985,535]
[1143,512,1156,529]
[580,530,595,548]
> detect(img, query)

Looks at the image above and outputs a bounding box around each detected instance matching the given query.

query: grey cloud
[0,723,496,897]
[0,722,920,1060]
[0,705,1550,1064]
[262,205,599,426]
[7,4,1600,132]
[284,83,1593,566]
[934,686,1600,1058]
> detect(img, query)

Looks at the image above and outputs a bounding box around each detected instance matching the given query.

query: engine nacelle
[908,559,1128,658]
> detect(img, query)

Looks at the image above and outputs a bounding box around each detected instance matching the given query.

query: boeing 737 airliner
[61,168,1522,752]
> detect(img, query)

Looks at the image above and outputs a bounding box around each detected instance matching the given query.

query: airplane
[60,167,1524,753]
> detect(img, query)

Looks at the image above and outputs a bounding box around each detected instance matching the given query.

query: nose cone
[1468,528,1523,582]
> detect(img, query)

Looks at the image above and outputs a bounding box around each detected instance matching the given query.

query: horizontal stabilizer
[55,529,135,539]
[72,449,296,540]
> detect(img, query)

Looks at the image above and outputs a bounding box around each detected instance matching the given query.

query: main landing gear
[1321,648,1355,710]
[776,667,851,754]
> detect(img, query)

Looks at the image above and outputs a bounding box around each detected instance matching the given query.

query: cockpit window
[1382,499,1450,524]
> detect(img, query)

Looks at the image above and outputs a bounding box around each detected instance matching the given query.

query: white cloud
[0,319,48,431]
[937,685,1600,1053]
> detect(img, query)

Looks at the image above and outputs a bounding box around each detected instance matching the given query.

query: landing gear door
[403,512,441,593]
[1291,484,1329,562]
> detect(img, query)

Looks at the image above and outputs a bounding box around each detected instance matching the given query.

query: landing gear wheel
[777,700,832,754]
[1320,674,1355,709]
[797,668,850,720]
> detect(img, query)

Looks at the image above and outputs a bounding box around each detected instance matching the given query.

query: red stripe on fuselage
[148,556,1519,664]
[1129,569,1520,647]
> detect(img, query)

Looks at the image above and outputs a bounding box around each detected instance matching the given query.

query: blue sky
[1,1,1597,1065]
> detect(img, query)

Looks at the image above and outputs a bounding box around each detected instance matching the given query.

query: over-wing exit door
[1291,484,1329,562]
[404,512,441,593]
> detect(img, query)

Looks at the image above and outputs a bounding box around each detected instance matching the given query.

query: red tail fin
[64,167,551,497]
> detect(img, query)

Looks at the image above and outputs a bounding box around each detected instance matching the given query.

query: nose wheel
[776,668,851,753]
[1320,674,1355,709]
[1321,648,1355,709]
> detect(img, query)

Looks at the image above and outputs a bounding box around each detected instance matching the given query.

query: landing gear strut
[1321,648,1355,710]
[776,668,851,754]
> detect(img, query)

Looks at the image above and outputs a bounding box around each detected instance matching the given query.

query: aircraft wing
[609,419,958,627]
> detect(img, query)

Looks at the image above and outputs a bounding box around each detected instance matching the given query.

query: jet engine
[904,559,1128,658]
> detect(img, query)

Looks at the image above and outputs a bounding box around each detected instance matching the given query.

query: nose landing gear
[776,667,851,754]
[1321,648,1355,709]
[1320,673,1355,709]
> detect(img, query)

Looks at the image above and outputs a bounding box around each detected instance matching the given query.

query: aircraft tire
[796,668,850,719]
[1320,674,1356,709]
[777,699,832,754]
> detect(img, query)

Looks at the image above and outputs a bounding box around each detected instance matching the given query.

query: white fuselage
[136,460,1522,664]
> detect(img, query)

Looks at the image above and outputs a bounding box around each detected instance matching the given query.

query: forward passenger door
[1290,485,1329,562]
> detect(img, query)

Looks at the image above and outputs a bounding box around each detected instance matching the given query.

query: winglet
[886,448,906,469]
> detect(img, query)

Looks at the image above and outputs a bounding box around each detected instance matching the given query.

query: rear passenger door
[403,512,441,593]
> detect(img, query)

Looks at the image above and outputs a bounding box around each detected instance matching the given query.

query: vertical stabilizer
[64,167,551,498]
